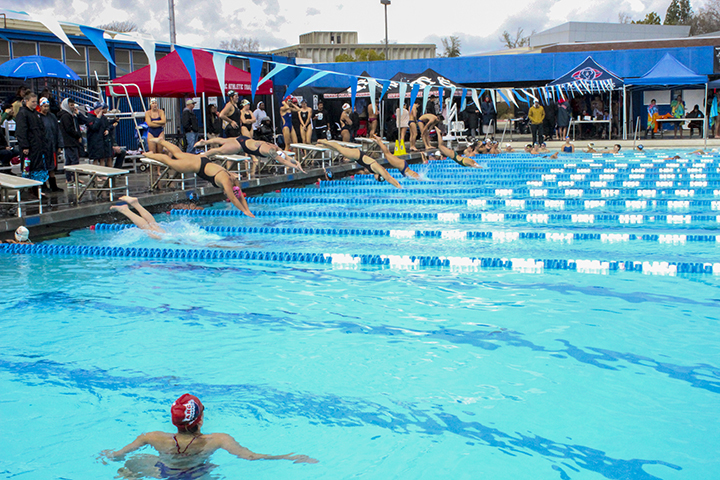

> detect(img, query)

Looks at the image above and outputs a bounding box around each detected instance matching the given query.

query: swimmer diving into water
[193,137,305,173]
[317,139,402,188]
[370,134,420,180]
[110,196,166,240]
[100,394,317,479]
[436,143,483,168]
[144,139,254,218]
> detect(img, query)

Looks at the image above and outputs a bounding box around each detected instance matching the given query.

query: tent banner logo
[572,67,602,81]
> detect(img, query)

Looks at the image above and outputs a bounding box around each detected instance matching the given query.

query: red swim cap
[171,394,204,428]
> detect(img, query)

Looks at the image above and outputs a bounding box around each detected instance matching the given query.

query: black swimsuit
[356,152,377,170]
[236,135,262,156]
[198,157,220,187]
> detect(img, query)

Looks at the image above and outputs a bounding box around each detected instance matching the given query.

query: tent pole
[271,93,277,146]
[202,92,207,151]
[623,86,627,140]
[609,90,612,140]
[704,83,709,149]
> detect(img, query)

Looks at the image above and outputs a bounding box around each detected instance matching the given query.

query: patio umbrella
[0,55,80,80]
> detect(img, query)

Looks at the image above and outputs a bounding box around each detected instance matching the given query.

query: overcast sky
[4,0,696,56]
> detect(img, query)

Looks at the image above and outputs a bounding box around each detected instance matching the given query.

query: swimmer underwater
[100,394,317,479]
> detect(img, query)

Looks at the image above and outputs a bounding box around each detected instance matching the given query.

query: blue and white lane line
[2,243,718,276]
[171,209,720,226]
[93,223,720,244]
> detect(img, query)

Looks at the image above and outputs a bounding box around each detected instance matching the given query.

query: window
[88,47,109,78]
[155,51,167,62]
[132,50,149,71]
[337,35,341,44]
[11,41,37,58]
[39,43,62,61]
[115,49,131,74]
[66,46,87,78]
[229,57,248,71]
[0,41,9,65]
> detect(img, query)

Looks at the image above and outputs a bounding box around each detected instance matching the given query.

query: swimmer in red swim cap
[100,393,317,478]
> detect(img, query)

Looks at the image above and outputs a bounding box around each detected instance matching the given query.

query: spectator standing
[299,99,313,144]
[181,99,199,152]
[313,101,330,142]
[480,95,496,136]
[12,85,29,118]
[58,98,82,187]
[464,101,479,137]
[144,98,166,153]
[219,90,241,137]
[543,101,557,140]
[252,101,267,131]
[205,104,223,138]
[646,99,659,139]
[528,100,545,145]
[556,99,570,140]
[239,99,255,138]
[0,103,16,168]
[38,97,64,192]
[109,119,127,169]
[39,88,61,116]
[396,103,409,144]
[671,94,685,139]
[15,92,49,191]
[86,101,113,167]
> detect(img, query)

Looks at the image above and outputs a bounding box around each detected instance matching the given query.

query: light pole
[168,0,177,50]
[381,0,390,61]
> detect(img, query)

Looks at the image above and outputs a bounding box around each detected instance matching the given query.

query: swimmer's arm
[215,434,318,464]
[370,163,401,189]
[101,433,152,461]
[461,156,482,168]
[221,181,255,218]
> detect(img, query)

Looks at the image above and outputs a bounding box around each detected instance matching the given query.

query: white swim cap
[435,150,441,156]
[15,226,29,242]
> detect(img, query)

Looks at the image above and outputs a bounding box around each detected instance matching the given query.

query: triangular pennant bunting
[175,46,197,95]
[460,88,467,111]
[350,76,358,111]
[258,63,289,87]
[284,69,316,97]
[211,51,230,98]
[79,26,115,66]
[409,84,420,111]
[33,11,78,54]
[248,58,264,103]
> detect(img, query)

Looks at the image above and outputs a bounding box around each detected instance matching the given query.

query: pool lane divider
[169,209,720,226]
[2,243,718,276]
[92,223,720,244]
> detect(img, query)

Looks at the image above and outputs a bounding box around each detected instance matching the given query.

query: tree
[440,36,461,57]
[665,0,693,25]
[334,49,385,62]
[499,28,532,49]
[96,21,138,32]
[690,0,720,34]
[219,37,260,53]
[633,12,662,24]
[618,12,632,24]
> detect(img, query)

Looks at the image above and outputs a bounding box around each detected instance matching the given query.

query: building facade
[270,31,436,64]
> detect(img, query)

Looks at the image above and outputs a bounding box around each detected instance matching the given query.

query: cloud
[306,7,320,15]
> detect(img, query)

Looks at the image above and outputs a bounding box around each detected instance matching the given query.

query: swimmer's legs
[317,140,361,161]
[437,143,454,158]
[120,195,155,226]
[372,135,402,169]
[149,139,198,162]
[143,152,198,174]
[110,204,151,230]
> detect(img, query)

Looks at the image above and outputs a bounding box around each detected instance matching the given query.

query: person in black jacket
[205,104,223,138]
[15,92,49,188]
[480,95,496,136]
[86,101,113,167]
[58,98,83,186]
[181,99,199,152]
[38,97,64,192]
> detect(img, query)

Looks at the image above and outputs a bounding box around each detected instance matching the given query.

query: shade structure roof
[548,56,624,88]
[625,53,707,86]
[107,49,273,97]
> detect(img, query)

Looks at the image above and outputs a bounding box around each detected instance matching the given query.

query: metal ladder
[98,82,148,152]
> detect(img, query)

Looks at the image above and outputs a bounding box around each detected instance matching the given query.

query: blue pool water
[2,152,719,480]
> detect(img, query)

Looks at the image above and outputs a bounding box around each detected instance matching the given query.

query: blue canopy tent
[624,53,708,141]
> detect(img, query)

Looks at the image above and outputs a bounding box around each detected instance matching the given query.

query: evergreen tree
[664,0,694,25]
[633,12,662,24]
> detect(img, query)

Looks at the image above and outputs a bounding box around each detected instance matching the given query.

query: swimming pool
[2,151,719,479]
